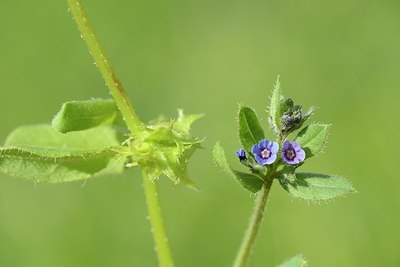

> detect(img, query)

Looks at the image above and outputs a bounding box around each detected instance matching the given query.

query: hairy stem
[143,173,175,267]
[67,0,142,132]
[66,1,174,266]
[233,178,274,267]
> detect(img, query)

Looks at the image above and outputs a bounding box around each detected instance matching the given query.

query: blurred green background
[1,0,399,266]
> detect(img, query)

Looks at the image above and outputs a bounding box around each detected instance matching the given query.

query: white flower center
[261,149,271,159]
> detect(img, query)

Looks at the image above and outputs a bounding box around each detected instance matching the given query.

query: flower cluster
[235,139,305,166]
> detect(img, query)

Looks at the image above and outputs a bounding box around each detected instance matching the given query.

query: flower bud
[280,99,309,134]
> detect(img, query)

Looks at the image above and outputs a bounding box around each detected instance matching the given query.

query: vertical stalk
[143,173,175,267]
[67,0,142,132]
[66,1,174,266]
[233,178,273,267]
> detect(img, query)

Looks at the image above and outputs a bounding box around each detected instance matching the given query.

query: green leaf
[280,173,356,201]
[0,125,123,183]
[277,255,308,267]
[269,76,282,134]
[238,106,265,152]
[6,124,120,156]
[52,99,118,133]
[0,148,119,183]
[295,123,330,158]
[213,142,263,193]
[233,171,265,193]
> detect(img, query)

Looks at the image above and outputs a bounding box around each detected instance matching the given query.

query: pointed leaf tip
[277,254,308,267]
[174,109,204,134]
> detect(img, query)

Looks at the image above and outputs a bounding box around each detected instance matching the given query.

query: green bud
[280,99,314,135]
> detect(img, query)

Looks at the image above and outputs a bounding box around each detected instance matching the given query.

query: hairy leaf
[269,76,282,134]
[238,106,265,152]
[0,148,119,183]
[280,173,356,201]
[277,255,308,267]
[0,125,123,183]
[52,99,118,133]
[6,125,120,156]
[295,123,330,158]
[213,142,263,193]
[233,171,265,193]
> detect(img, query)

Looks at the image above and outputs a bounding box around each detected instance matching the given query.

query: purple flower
[235,148,247,161]
[282,141,306,165]
[251,139,279,165]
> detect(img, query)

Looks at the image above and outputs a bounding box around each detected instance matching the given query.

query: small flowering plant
[213,77,356,267]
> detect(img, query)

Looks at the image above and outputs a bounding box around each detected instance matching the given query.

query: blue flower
[251,139,279,165]
[282,141,306,165]
[235,148,247,161]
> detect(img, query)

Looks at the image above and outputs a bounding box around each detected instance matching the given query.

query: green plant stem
[143,173,175,267]
[66,1,174,266]
[66,0,142,132]
[233,178,274,267]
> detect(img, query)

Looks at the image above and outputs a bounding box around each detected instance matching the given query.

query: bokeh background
[1,0,399,266]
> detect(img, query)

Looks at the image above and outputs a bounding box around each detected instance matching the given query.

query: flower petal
[252,144,261,155]
[265,153,277,165]
[296,149,306,161]
[282,141,291,150]
[259,139,271,149]
[270,142,279,154]
[255,155,267,165]
[291,141,301,151]
[281,152,292,164]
